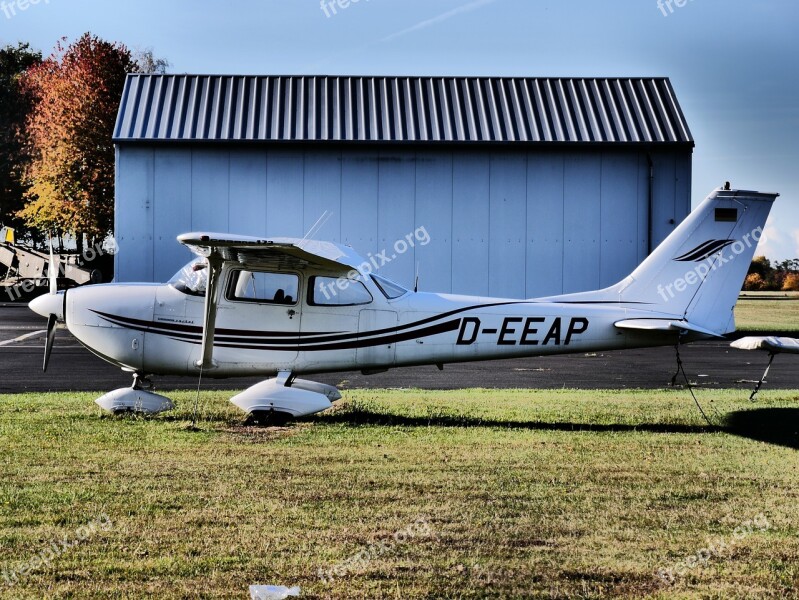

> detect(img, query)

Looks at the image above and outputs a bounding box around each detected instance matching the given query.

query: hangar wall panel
[153,149,193,280]
[488,153,527,299]
[116,145,690,298]
[599,152,640,288]
[265,150,304,239]
[303,152,342,243]
[377,152,416,286]
[229,149,267,237]
[341,152,379,255]
[116,147,154,281]
[191,150,229,233]
[526,153,565,297]
[563,155,602,294]
[451,154,490,297]
[415,152,453,293]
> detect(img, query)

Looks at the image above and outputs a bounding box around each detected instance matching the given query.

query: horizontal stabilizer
[614,319,722,338]
[731,336,799,354]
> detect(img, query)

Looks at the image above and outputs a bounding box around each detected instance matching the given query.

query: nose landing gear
[95,372,174,415]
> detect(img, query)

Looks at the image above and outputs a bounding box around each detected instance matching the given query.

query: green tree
[0,42,41,237]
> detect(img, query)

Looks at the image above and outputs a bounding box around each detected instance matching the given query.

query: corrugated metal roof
[114,75,693,145]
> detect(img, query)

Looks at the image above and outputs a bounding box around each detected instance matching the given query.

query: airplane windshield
[168,258,208,297]
[371,274,409,299]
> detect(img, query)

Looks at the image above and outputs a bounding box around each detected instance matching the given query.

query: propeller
[29,236,63,372]
[42,238,58,371]
[43,313,57,371]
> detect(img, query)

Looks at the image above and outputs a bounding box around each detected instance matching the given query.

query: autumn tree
[747,255,772,280]
[0,42,41,236]
[783,273,799,292]
[17,34,136,249]
[743,273,766,291]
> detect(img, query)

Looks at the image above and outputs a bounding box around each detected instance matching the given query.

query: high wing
[177,232,362,272]
[177,233,365,369]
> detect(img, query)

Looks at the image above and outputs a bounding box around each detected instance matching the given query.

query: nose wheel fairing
[95,373,173,415]
[95,387,175,415]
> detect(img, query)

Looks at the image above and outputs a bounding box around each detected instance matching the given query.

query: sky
[3,0,798,260]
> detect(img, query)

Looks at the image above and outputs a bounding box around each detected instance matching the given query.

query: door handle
[287,309,296,319]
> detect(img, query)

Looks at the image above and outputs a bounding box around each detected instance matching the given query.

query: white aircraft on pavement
[29,186,777,420]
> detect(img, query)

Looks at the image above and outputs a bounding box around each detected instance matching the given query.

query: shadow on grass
[722,408,799,449]
[317,409,713,435]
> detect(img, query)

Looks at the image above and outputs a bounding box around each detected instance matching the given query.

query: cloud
[755,217,784,258]
[381,0,500,43]
[754,217,799,260]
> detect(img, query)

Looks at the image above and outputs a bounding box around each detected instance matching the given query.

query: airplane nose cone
[29,292,64,320]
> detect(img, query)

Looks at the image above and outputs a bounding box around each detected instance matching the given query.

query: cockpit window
[371,274,409,299]
[308,276,373,306]
[168,258,208,297]
[227,270,299,305]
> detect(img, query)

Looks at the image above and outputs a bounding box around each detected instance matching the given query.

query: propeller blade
[48,237,57,295]
[43,313,57,372]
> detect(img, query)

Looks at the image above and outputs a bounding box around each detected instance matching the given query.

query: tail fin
[547,187,778,335]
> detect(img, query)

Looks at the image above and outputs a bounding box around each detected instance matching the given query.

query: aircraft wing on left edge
[177,232,362,273]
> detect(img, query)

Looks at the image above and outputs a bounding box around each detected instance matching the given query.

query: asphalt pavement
[1,303,797,395]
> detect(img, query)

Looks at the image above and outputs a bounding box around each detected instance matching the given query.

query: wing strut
[197,252,223,369]
[748,352,776,402]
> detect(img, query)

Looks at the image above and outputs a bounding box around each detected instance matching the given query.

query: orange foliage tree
[17,34,136,247]
[743,273,766,291]
[783,273,799,292]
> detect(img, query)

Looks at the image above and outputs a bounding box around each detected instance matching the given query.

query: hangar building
[113,74,694,298]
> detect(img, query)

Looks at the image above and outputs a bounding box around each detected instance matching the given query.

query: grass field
[1,389,799,599]
[735,292,799,332]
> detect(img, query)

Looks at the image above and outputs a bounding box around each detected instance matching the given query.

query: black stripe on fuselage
[91,302,530,347]
[90,298,639,351]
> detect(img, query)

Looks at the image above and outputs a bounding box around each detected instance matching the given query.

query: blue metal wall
[115,145,691,298]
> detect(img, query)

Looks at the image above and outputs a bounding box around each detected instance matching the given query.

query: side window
[228,270,299,305]
[309,276,373,306]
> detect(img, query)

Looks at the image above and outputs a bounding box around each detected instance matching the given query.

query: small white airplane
[30,186,777,420]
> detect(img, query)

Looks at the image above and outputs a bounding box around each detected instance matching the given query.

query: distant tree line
[0,35,167,253]
[744,256,799,291]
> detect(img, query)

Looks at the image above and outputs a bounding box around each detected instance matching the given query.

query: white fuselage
[62,264,684,379]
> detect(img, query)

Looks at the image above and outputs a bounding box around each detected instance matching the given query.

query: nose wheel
[132,373,154,391]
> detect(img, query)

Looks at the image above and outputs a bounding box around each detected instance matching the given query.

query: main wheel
[245,410,293,426]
